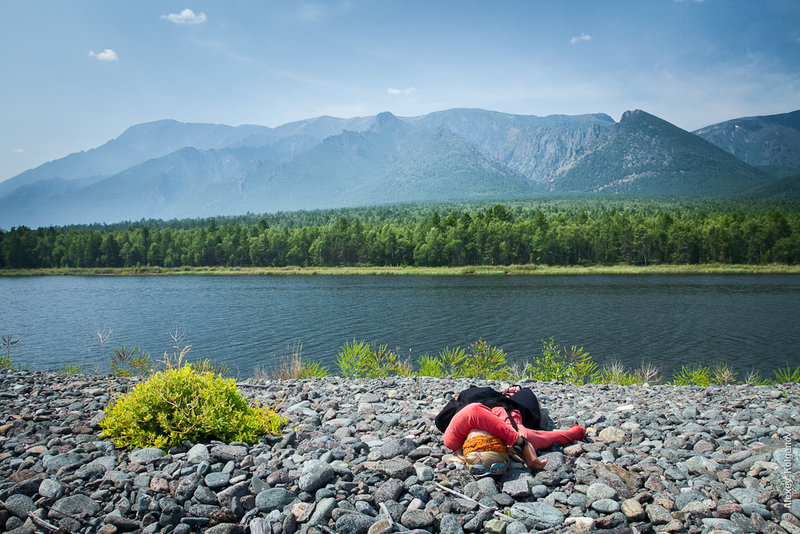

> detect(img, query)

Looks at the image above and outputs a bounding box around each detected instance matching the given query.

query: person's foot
[529,457,547,470]
[568,424,586,441]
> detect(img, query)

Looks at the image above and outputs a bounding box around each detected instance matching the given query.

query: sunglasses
[468,462,508,478]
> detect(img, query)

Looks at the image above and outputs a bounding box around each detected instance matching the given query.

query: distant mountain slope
[554,110,772,195]
[1,107,797,229]
[406,108,615,181]
[227,112,536,213]
[0,120,273,199]
[693,110,800,174]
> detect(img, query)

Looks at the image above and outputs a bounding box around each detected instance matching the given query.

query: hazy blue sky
[2,0,799,182]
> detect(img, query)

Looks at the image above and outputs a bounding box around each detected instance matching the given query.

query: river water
[1,274,798,380]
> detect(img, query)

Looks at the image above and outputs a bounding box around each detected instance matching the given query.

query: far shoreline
[2,263,800,276]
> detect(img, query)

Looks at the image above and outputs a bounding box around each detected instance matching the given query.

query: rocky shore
[1,370,799,534]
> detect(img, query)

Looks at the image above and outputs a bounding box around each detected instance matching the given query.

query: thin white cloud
[12,148,24,154]
[570,33,592,44]
[161,8,207,25]
[296,4,325,22]
[88,49,119,61]
[387,87,418,95]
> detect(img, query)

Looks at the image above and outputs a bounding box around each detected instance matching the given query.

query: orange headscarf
[462,433,507,455]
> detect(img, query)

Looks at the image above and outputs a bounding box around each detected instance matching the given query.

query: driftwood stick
[433,482,514,523]
[379,501,395,528]
[28,514,68,534]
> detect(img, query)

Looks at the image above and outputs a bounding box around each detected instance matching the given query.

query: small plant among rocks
[1,334,19,369]
[110,346,155,377]
[100,363,287,449]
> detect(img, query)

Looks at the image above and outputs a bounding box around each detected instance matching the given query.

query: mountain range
[1,108,798,229]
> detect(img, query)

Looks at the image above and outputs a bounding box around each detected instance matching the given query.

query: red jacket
[443,402,521,451]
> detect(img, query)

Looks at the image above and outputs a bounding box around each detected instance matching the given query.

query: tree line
[1,200,799,269]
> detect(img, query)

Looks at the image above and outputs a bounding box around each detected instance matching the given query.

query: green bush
[100,363,287,449]
[525,339,599,384]
[337,340,411,378]
[416,353,445,377]
[670,365,711,386]
[773,365,800,383]
[459,340,511,380]
[599,360,641,385]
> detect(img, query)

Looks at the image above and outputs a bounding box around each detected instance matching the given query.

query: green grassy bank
[2,263,800,277]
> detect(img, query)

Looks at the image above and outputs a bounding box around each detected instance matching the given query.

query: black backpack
[434,385,543,433]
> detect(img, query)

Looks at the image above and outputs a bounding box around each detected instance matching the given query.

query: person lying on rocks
[436,385,585,477]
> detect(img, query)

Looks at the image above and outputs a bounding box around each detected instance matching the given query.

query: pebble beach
[1,370,799,534]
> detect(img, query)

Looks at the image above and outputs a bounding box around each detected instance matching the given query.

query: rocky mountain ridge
[1,108,798,229]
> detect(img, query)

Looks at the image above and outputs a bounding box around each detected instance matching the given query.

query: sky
[1,0,799,182]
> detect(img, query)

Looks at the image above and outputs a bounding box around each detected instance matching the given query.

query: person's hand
[521,440,547,470]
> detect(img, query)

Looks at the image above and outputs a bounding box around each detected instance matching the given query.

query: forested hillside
[2,199,798,268]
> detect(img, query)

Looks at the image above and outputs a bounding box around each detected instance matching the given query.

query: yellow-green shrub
[100,364,286,449]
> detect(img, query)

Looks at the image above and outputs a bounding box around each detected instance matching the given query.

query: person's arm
[442,403,519,450]
[513,435,547,470]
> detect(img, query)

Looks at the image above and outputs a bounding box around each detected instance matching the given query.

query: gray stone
[307,496,337,527]
[645,503,672,525]
[129,448,164,464]
[741,503,771,519]
[530,484,549,499]
[401,509,435,529]
[439,514,466,534]
[464,476,499,499]
[502,477,530,498]
[791,499,800,520]
[675,489,707,510]
[374,478,405,503]
[255,488,295,512]
[682,455,721,475]
[379,438,418,458]
[335,513,376,534]
[483,518,508,534]
[186,443,210,463]
[586,481,619,502]
[508,502,564,528]
[773,447,800,472]
[4,494,35,519]
[414,462,434,481]
[216,480,250,508]
[50,494,100,518]
[504,521,528,534]
[702,517,745,534]
[591,498,621,513]
[377,458,414,479]
[210,444,248,463]
[191,484,217,505]
[730,487,760,505]
[204,524,245,534]
[38,478,65,500]
[103,511,141,532]
[174,473,202,503]
[42,452,84,471]
[298,459,335,492]
[568,492,588,508]
[204,471,231,489]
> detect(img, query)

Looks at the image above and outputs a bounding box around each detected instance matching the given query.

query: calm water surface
[1,275,798,379]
